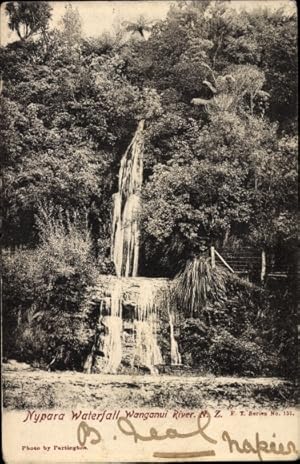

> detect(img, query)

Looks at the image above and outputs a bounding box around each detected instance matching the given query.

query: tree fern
[174,256,227,317]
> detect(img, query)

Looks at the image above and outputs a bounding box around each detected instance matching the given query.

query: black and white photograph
[1,0,298,461]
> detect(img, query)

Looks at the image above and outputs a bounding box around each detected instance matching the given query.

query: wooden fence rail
[210,246,289,282]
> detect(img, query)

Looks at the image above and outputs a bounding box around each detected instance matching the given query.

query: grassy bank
[3,362,296,410]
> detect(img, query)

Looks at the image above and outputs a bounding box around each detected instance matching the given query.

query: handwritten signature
[76,411,298,461]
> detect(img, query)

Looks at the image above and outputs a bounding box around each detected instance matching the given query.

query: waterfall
[91,121,166,374]
[111,120,145,278]
[168,305,182,366]
[101,279,123,373]
[132,280,163,373]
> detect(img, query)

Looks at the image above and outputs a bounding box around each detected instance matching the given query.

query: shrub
[176,273,283,378]
[14,309,95,370]
[35,205,98,309]
[2,206,99,368]
[208,329,278,377]
[178,321,278,377]
[178,318,211,370]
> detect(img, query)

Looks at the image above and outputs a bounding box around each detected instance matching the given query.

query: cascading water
[132,280,163,373]
[98,119,163,374]
[101,279,123,373]
[168,306,182,366]
[111,119,144,278]
[90,120,181,373]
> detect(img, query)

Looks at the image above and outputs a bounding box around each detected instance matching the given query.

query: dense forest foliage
[1,1,297,377]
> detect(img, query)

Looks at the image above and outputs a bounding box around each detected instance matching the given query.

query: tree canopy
[5,1,52,41]
[1,0,297,275]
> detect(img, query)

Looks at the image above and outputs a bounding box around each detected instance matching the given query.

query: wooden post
[261,249,266,283]
[211,246,215,269]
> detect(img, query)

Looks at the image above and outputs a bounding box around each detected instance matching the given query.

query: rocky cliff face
[83,276,181,374]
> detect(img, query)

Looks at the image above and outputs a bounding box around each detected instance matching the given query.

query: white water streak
[104,120,164,374]
[102,280,123,373]
[111,120,144,277]
[168,307,182,366]
[132,280,163,372]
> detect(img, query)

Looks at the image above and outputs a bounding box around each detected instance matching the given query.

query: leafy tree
[60,2,82,47]
[5,1,52,41]
[217,6,297,130]
[0,8,162,248]
[249,135,298,253]
[2,0,296,263]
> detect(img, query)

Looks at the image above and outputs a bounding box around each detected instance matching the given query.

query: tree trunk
[223,228,230,247]
[261,249,266,283]
[211,246,215,269]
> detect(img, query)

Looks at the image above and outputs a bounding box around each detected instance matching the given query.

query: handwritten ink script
[76,411,298,461]
[77,421,101,447]
[222,430,297,461]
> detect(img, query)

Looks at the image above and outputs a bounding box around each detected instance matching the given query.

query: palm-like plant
[122,15,154,38]
[174,256,227,317]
